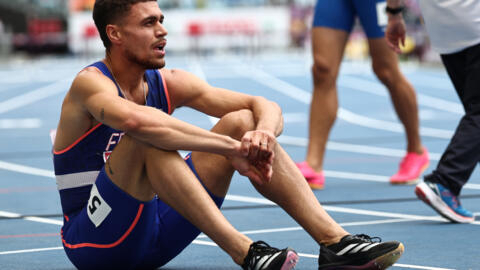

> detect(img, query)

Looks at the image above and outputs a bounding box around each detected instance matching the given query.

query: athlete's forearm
[126,105,241,157]
[251,97,284,137]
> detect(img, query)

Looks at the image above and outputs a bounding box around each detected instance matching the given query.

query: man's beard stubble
[125,48,165,70]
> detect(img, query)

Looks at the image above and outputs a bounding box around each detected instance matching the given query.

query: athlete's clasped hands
[230,130,276,185]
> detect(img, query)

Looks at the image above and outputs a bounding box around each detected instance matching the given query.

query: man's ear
[106,24,122,45]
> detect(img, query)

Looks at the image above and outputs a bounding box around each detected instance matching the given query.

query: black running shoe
[242,241,299,270]
[318,234,404,270]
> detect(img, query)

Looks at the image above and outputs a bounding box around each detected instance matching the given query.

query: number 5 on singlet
[87,184,112,227]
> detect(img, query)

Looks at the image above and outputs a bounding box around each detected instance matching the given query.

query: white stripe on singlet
[55,171,99,190]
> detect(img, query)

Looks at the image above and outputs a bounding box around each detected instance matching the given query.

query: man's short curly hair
[93,0,156,49]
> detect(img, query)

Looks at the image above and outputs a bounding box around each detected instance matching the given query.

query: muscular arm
[65,69,241,157]
[163,68,284,137]
[162,68,284,182]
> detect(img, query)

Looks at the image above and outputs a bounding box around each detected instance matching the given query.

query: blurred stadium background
[0,0,438,63]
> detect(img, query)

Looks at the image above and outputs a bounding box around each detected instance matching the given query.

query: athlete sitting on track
[52,0,404,269]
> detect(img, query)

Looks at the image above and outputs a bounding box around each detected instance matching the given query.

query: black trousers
[424,43,480,196]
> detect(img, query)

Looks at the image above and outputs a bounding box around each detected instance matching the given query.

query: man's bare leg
[368,38,423,154]
[256,144,349,246]
[306,27,349,172]
[105,133,251,265]
[211,110,349,246]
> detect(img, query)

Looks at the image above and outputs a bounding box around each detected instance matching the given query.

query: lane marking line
[0,243,456,270]
[278,135,442,161]
[0,246,63,255]
[234,63,454,139]
[197,218,415,238]
[0,78,72,115]
[0,118,42,129]
[3,160,480,191]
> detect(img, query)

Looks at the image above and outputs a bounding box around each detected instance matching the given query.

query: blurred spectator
[70,0,95,11]
[289,3,311,48]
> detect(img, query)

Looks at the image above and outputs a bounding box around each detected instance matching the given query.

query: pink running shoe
[296,161,325,189]
[390,147,429,185]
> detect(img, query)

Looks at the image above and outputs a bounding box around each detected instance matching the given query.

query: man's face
[118,1,168,69]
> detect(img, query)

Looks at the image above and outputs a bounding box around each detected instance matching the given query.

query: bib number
[87,184,112,227]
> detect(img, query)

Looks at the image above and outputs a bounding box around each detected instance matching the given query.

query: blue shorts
[60,154,224,270]
[312,0,387,38]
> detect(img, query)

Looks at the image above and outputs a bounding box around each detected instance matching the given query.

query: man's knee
[110,134,156,162]
[372,61,396,86]
[215,109,255,140]
[117,134,147,151]
[312,55,337,86]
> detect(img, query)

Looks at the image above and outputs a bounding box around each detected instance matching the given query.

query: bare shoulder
[159,68,209,108]
[159,68,194,86]
[70,66,117,101]
[54,66,117,152]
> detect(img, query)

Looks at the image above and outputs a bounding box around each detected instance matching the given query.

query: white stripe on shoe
[336,244,357,256]
[361,243,380,251]
[336,242,381,256]
[350,243,370,253]
[254,252,281,270]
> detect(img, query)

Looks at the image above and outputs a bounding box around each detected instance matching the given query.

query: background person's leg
[368,38,423,155]
[368,38,429,184]
[416,47,479,222]
[356,0,428,184]
[299,0,354,189]
[305,27,349,177]
[427,44,480,195]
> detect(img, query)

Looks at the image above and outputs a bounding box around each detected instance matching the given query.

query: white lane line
[191,239,456,270]
[0,204,469,269]
[339,108,453,139]
[393,264,455,270]
[234,64,454,139]
[0,246,63,255]
[225,195,480,225]
[0,161,55,179]
[192,239,218,247]
[3,157,480,191]
[0,78,72,115]
[0,211,62,226]
[278,135,442,161]
[339,74,463,115]
[0,211,21,218]
[210,116,442,161]
[197,218,415,238]
[2,188,478,228]
[0,243,455,270]
[0,118,42,129]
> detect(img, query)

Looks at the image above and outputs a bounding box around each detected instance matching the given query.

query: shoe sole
[390,162,429,185]
[320,243,404,270]
[415,182,474,223]
[390,178,420,185]
[308,182,324,190]
[280,250,299,270]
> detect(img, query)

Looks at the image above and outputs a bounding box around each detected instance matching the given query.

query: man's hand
[230,156,272,186]
[229,130,277,185]
[240,130,276,161]
[385,15,406,53]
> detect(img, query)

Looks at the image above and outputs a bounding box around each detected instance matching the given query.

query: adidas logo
[336,242,380,256]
